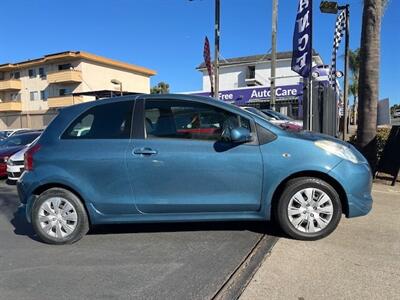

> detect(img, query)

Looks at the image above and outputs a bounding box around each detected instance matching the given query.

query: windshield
[1,133,40,148]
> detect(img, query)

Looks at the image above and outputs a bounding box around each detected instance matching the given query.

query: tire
[31,188,89,245]
[276,177,342,240]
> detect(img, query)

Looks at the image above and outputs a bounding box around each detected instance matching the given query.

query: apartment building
[0,51,156,129]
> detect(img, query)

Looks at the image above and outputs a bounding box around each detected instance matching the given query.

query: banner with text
[192,85,303,106]
[291,0,313,78]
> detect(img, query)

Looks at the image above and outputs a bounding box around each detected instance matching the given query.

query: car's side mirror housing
[230,127,252,143]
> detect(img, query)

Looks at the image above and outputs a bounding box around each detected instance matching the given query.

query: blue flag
[291,0,313,78]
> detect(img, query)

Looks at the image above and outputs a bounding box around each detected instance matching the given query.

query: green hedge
[349,127,391,161]
[376,127,391,160]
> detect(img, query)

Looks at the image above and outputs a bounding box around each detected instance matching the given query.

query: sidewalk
[241,181,400,300]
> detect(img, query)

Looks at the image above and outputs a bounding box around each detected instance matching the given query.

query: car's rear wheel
[276,177,342,240]
[32,188,89,244]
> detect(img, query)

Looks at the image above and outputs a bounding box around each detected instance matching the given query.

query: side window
[62,101,133,139]
[144,100,251,141]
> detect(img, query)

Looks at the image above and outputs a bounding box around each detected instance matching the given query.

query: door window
[144,100,251,141]
[62,101,133,139]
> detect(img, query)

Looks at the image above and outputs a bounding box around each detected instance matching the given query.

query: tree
[356,0,388,168]
[348,48,360,102]
[151,82,170,94]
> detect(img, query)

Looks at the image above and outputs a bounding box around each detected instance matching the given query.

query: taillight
[24,144,41,171]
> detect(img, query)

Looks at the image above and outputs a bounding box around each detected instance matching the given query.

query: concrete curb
[211,235,279,300]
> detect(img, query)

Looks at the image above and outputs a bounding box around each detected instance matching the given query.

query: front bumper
[7,164,24,180]
[329,159,373,218]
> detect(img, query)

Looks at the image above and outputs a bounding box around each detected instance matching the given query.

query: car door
[57,100,139,215]
[127,97,264,214]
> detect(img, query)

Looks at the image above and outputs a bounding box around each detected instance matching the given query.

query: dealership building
[0,51,156,130]
[191,50,328,119]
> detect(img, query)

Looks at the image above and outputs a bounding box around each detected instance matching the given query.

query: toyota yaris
[17,94,372,244]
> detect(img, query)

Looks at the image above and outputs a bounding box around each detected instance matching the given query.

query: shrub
[348,126,391,161]
[376,127,391,160]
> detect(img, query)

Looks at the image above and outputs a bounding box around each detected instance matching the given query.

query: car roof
[60,93,250,117]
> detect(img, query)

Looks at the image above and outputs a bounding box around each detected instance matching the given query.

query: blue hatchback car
[17,94,372,244]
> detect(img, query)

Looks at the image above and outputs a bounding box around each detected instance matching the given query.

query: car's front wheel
[32,188,89,244]
[276,177,342,240]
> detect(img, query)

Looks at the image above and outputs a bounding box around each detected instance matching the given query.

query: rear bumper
[17,172,38,223]
[328,160,373,218]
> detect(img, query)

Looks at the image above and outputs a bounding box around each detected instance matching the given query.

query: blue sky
[0,0,398,104]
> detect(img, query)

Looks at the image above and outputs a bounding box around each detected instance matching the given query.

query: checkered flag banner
[203,36,214,96]
[329,9,347,87]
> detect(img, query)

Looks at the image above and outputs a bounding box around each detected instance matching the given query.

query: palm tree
[348,49,360,123]
[150,82,170,94]
[356,0,388,167]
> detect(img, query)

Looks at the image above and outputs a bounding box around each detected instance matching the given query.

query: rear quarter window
[61,101,134,139]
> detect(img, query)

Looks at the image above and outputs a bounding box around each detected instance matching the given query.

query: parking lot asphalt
[0,180,277,300]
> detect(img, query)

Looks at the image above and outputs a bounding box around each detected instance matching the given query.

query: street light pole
[320,1,350,140]
[342,4,350,141]
[270,0,278,111]
[214,0,220,99]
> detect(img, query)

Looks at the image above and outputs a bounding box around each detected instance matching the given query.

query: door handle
[133,148,158,156]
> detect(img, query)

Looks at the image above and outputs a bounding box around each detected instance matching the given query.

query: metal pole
[270,0,278,111]
[308,4,314,132]
[120,83,123,96]
[309,77,313,131]
[214,0,220,99]
[342,5,349,141]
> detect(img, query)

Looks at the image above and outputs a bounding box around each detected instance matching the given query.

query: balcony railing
[0,79,22,91]
[47,69,82,84]
[47,95,84,108]
[0,101,22,112]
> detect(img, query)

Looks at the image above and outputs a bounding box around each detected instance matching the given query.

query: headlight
[315,140,359,164]
[7,159,14,166]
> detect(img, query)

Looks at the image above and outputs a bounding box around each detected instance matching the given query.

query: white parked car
[0,128,31,141]
[7,146,28,181]
[7,137,39,181]
[242,107,302,131]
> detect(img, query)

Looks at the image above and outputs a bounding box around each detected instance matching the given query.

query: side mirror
[230,127,252,143]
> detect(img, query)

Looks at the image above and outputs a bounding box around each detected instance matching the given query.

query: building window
[10,93,21,101]
[39,67,46,78]
[58,63,72,71]
[30,91,39,101]
[0,73,4,81]
[28,69,37,78]
[40,90,48,101]
[10,71,20,79]
[59,88,72,96]
[247,66,256,79]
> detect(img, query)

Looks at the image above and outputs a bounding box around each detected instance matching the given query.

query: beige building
[0,51,156,129]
